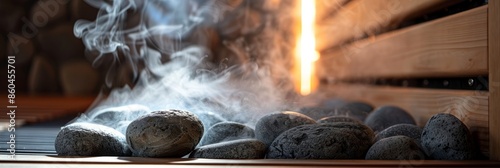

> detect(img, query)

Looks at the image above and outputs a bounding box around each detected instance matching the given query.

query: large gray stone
[199,121,254,146]
[317,116,362,124]
[364,106,416,133]
[255,111,316,146]
[267,122,374,159]
[366,136,426,160]
[421,113,476,160]
[55,122,130,156]
[189,139,266,159]
[126,110,204,157]
[376,124,422,143]
[300,100,371,121]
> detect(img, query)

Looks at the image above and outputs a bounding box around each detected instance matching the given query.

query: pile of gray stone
[55,100,479,160]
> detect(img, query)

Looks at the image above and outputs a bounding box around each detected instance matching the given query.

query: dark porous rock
[126,110,204,157]
[267,122,374,159]
[421,113,475,160]
[189,139,266,159]
[87,104,151,134]
[199,122,254,146]
[376,124,423,143]
[366,136,426,160]
[337,101,374,121]
[255,111,316,146]
[196,112,226,132]
[364,106,416,133]
[55,122,130,156]
[317,116,362,124]
[299,106,336,120]
[311,100,372,121]
[320,98,348,109]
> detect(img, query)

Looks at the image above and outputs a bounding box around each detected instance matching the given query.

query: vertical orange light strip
[297,0,319,95]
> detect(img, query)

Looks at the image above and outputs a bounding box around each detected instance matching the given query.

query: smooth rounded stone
[255,111,316,146]
[337,101,374,121]
[298,106,336,120]
[196,112,226,132]
[126,110,204,157]
[421,113,475,160]
[59,60,100,96]
[31,0,69,27]
[55,122,130,156]
[267,122,375,159]
[366,136,426,160]
[364,106,416,133]
[28,55,60,93]
[189,139,266,159]
[87,104,151,134]
[317,116,362,124]
[320,98,348,109]
[7,39,35,65]
[199,122,254,146]
[376,124,423,143]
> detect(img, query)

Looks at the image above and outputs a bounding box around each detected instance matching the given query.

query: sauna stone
[421,113,476,160]
[337,101,374,121]
[196,111,226,132]
[364,106,416,132]
[366,136,426,160]
[300,100,371,121]
[267,122,374,159]
[255,111,316,146]
[199,121,254,146]
[126,110,203,157]
[189,139,266,159]
[317,116,362,124]
[375,124,423,143]
[55,122,130,156]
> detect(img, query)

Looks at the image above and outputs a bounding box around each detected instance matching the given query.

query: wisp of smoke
[71,0,296,134]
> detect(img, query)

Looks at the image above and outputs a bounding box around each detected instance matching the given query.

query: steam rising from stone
[71,0,296,133]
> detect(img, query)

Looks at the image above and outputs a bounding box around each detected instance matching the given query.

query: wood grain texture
[0,96,95,124]
[316,0,461,51]
[1,155,500,167]
[316,6,488,81]
[489,0,500,161]
[316,83,489,155]
[316,0,350,23]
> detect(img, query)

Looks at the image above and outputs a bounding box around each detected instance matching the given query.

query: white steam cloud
[71,0,297,134]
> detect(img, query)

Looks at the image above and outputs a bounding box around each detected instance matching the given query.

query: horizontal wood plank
[316,83,489,156]
[316,5,488,81]
[315,0,350,23]
[0,96,96,124]
[316,0,461,51]
[1,155,500,167]
[489,0,500,161]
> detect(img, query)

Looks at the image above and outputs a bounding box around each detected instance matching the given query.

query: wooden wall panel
[317,6,488,81]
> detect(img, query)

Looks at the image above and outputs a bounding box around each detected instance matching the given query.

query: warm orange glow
[296,0,319,95]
